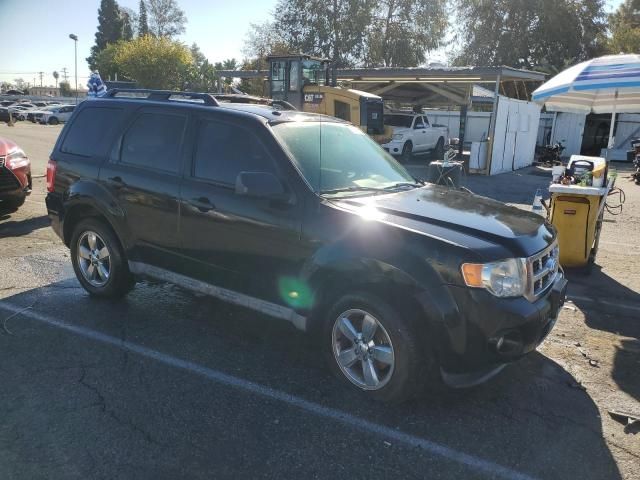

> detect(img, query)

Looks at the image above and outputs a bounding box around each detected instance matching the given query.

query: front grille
[526,242,559,301]
[0,166,21,192]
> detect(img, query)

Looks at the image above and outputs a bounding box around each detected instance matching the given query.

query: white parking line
[0,301,537,480]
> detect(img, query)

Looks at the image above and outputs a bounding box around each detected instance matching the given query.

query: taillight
[46,159,57,193]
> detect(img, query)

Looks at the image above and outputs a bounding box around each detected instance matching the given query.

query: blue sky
[0,0,626,88]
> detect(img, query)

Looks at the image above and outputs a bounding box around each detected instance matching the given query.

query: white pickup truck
[381,112,448,162]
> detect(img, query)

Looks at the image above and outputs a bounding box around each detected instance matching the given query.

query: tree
[87,0,126,70]
[121,7,136,39]
[273,0,373,67]
[138,0,150,36]
[13,78,26,91]
[185,43,217,91]
[451,0,608,72]
[608,0,640,53]
[365,0,448,67]
[97,35,192,89]
[52,71,59,88]
[146,0,187,37]
[59,81,72,97]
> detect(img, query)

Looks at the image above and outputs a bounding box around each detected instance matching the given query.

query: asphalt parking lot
[1,121,639,479]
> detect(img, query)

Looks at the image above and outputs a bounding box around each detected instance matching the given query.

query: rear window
[383,115,413,128]
[61,106,125,157]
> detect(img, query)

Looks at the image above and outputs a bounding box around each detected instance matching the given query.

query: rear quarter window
[61,106,126,157]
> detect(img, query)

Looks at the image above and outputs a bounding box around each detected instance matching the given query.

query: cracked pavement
[0,123,639,479]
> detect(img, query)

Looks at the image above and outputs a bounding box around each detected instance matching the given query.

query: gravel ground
[1,122,639,479]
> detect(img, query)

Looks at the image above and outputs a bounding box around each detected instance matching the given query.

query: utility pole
[38,71,44,87]
[69,34,78,104]
[61,68,69,83]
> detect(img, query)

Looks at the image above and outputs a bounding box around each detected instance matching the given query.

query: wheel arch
[62,182,130,251]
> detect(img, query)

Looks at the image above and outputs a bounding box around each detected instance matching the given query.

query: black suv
[46,90,567,402]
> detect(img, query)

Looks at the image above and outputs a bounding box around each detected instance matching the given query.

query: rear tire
[48,117,59,125]
[323,292,431,403]
[70,218,135,298]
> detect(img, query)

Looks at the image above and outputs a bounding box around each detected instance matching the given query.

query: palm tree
[53,71,59,88]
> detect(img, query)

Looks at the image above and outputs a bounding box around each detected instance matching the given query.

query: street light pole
[69,34,78,104]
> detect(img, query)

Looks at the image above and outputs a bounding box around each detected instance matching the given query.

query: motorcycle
[536,141,565,166]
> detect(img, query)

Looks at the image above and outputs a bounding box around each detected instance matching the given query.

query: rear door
[179,113,304,304]
[98,106,187,271]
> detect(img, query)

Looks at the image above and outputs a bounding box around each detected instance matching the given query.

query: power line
[38,71,44,87]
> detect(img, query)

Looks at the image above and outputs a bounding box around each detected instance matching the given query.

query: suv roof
[96,89,343,125]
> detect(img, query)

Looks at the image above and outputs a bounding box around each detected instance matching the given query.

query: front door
[179,114,304,305]
[413,116,428,151]
[98,106,188,271]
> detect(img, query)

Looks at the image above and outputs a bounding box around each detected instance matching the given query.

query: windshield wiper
[320,186,386,196]
[383,182,422,190]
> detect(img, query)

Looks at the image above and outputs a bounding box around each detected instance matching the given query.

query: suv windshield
[272,122,417,195]
[384,115,413,128]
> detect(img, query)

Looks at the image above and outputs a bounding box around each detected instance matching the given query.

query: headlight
[461,258,527,298]
[392,134,404,140]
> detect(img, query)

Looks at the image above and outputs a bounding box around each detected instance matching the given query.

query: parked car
[381,112,449,161]
[39,105,75,125]
[0,137,31,210]
[46,90,567,402]
[0,101,16,107]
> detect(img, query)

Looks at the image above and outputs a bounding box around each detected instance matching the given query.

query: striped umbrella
[532,54,640,149]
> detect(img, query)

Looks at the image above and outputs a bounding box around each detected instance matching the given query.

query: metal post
[485,74,501,175]
[607,89,618,154]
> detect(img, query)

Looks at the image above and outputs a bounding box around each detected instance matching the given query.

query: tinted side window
[414,117,425,128]
[193,121,276,185]
[120,113,185,174]
[422,116,430,126]
[61,107,125,157]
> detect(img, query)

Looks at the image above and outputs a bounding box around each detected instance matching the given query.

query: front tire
[401,141,413,163]
[323,292,429,403]
[433,137,445,160]
[48,117,59,125]
[70,219,135,298]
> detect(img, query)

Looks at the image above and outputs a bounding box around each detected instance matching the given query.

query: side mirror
[235,171,288,201]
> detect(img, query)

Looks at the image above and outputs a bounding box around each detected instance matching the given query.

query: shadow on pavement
[566,266,640,405]
[0,214,50,238]
[0,279,623,479]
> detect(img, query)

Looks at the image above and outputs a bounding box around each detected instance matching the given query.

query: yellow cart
[548,179,613,270]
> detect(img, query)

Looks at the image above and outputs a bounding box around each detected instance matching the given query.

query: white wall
[490,96,541,175]
[424,110,491,143]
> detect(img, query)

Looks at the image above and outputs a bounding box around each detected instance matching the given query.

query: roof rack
[104,89,220,106]
[211,94,297,111]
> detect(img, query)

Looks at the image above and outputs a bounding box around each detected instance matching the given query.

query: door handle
[190,196,215,212]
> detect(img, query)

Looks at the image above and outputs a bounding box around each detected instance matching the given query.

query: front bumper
[435,274,567,388]
[381,140,405,155]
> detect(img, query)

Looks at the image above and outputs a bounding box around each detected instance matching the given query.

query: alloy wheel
[331,309,395,390]
[77,231,111,287]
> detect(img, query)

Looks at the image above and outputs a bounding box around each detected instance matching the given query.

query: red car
[0,137,31,210]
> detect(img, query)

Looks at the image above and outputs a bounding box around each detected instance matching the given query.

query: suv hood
[333,185,554,259]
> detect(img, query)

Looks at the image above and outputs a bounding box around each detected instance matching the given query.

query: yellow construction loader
[267,54,392,144]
